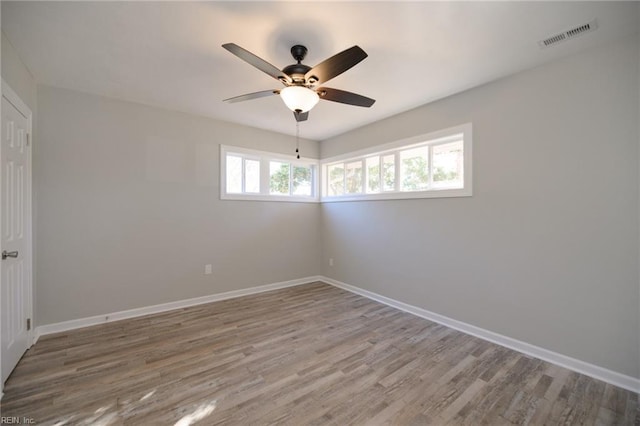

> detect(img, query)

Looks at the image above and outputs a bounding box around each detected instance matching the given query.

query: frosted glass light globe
[280,86,320,113]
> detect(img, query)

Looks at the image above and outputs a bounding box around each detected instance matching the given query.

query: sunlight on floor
[89,412,119,426]
[50,405,118,426]
[80,403,118,426]
[174,400,218,426]
[140,389,156,402]
[44,388,167,425]
[52,415,76,426]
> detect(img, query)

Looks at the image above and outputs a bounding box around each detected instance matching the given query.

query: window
[269,161,290,196]
[345,161,363,194]
[226,155,262,194]
[221,145,319,202]
[321,123,472,201]
[400,145,429,191]
[327,163,345,197]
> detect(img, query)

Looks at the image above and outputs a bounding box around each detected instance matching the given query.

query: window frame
[220,145,319,203]
[321,123,472,202]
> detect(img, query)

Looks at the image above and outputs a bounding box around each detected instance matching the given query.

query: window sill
[221,194,319,203]
[321,187,472,203]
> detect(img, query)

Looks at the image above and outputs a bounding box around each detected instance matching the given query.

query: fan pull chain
[296,121,300,159]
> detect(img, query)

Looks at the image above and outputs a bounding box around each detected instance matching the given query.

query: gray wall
[36,86,321,325]
[1,31,36,111]
[320,36,640,379]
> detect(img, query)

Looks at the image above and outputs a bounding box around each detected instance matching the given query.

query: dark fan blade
[305,46,368,85]
[317,87,375,107]
[294,111,309,122]
[222,43,292,84]
[223,89,279,103]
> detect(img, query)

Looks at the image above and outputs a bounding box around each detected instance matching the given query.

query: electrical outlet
[329,258,334,267]
[205,264,212,275]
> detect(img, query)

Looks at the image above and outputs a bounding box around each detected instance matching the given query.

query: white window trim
[220,145,320,203]
[321,123,472,202]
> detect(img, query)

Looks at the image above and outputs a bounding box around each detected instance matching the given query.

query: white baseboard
[321,276,640,394]
[36,276,323,338]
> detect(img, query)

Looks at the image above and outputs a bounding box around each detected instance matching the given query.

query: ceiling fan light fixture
[280,86,319,113]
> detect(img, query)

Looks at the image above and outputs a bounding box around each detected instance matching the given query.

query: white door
[1,83,33,384]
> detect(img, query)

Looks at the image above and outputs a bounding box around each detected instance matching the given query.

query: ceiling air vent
[538,19,598,48]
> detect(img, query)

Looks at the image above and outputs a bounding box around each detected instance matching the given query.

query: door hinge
[26,133,30,147]
[26,318,31,331]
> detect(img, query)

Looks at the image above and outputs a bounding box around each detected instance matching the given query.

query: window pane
[270,161,290,195]
[244,159,260,193]
[327,164,345,196]
[366,156,380,193]
[226,155,242,193]
[432,141,463,188]
[293,165,312,196]
[345,161,363,194]
[382,154,395,191]
[400,146,429,191]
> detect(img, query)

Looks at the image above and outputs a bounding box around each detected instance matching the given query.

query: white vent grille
[538,19,598,48]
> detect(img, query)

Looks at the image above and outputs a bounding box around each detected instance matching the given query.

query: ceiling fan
[222,43,375,122]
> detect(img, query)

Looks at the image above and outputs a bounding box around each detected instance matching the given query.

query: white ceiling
[2,1,638,141]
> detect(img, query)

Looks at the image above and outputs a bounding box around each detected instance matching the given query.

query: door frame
[1,79,34,393]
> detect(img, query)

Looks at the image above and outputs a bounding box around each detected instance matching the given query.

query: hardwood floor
[1,282,638,425]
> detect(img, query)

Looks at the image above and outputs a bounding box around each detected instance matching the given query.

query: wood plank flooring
[1,282,638,425]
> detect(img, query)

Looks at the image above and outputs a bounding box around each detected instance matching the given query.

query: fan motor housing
[282,63,311,81]
[284,45,312,83]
